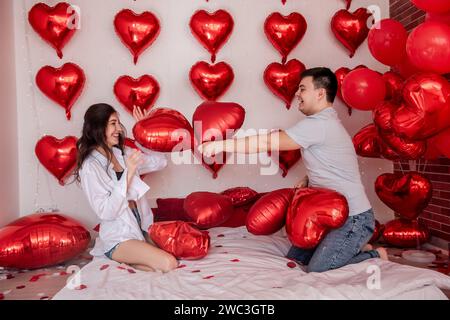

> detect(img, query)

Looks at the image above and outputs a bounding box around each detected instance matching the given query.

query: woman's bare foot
[375,247,389,261]
[362,244,373,252]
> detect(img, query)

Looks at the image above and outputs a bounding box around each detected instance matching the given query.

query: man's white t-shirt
[285,107,371,216]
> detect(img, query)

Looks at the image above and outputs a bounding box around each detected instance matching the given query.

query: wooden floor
[1,246,449,300]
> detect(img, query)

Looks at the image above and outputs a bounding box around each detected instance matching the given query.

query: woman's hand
[125,149,144,179]
[133,106,151,122]
[295,175,309,189]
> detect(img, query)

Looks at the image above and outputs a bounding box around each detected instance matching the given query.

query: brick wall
[390,0,450,242]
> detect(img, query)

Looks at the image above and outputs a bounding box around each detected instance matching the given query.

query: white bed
[53,226,450,300]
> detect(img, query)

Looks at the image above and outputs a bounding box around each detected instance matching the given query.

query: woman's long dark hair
[74,103,126,183]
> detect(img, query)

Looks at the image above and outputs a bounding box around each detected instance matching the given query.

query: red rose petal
[59,271,69,276]
[40,296,50,300]
[117,266,126,270]
[191,270,201,273]
[177,264,187,269]
[29,273,47,282]
[6,274,14,280]
[100,265,110,271]
[215,245,223,248]
[221,252,229,254]
[16,285,26,290]
[230,259,240,263]
[287,261,297,269]
[217,234,225,238]
[0,293,4,300]
[127,269,136,274]
[75,285,87,290]
[203,275,214,280]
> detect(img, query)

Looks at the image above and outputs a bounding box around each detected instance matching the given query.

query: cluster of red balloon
[375,172,432,247]
[132,102,246,179]
[0,213,91,270]
[263,12,307,109]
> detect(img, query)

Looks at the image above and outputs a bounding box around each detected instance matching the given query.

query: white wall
[0,0,19,226]
[13,0,394,230]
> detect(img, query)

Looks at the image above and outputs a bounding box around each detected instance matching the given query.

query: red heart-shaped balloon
[392,73,450,141]
[114,75,160,114]
[114,9,160,64]
[375,172,432,220]
[246,188,293,236]
[221,187,259,207]
[286,188,349,249]
[133,108,193,152]
[382,219,430,247]
[192,101,246,143]
[35,136,78,185]
[184,192,234,229]
[0,213,91,269]
[373,101,427,160]
[28,2,78,58]
[190,61,235,101]
[264,12,308,63]
[331,8,372,58]
[268,149,302,178]
[264,59,306,110]
[36,63,85,120]
[190,10,234,63]
[369,220,384,244]
[383,71,404,104]
[335,65,367,115]
[149,221,210,260]
[353,124,401,160]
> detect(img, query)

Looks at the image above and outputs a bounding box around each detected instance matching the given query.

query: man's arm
[199,130,301,157]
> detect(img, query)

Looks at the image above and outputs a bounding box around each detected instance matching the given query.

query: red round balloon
[133,108,193,153]
[36,63,85,120]
[0,213,91,270]
[406,21,450,74]
[28,3,78,58]
[382,71,404,104]
[190,61,235,101]
[114,9,160,64]
[375,172,432,220]
[264,12,308,63]
[286,188,349,249]
[184,192,234,229]
[114,75,160,114]
[149,221,210,260]
[331,8,372,58]
[368,19,408,66]
[392,73,450,140]
[264,59,306,110]
[246,188,293,236]
[411,0,450,14]
[426,11,450,24]
[190,10,234,63]
[382,219,430,248]
[35,135,78,185]
[341,68,386,111]
[335,65,367,115]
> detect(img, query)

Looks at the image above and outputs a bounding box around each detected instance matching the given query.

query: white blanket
[53,227,450,300]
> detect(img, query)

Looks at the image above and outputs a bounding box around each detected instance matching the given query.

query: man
[199,67,388,273]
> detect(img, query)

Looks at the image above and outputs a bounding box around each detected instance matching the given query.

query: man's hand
[133,106,151,122]
[295,175,309,189]
[198,141,225,158]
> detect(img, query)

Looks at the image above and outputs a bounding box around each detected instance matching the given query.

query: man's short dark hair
[301,67,338,103]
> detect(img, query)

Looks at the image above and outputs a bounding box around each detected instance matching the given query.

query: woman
[74,103,178,272]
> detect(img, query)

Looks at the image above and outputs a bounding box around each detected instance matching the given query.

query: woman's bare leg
[131,264,155,272]
[111,240,178,273]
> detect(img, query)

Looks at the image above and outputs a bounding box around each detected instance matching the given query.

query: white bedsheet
[53,226,450,300]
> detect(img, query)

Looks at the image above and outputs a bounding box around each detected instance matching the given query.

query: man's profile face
[295,76,317,116]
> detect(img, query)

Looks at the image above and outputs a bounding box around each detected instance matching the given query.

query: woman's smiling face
[105,113,123,148]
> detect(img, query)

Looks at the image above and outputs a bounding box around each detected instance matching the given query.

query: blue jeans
[286,209,380,273]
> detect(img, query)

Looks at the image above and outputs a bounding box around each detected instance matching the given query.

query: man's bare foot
[362,244,373,252]
[375,247,389,261]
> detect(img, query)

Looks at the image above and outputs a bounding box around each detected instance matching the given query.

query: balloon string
[22,0,56,211]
